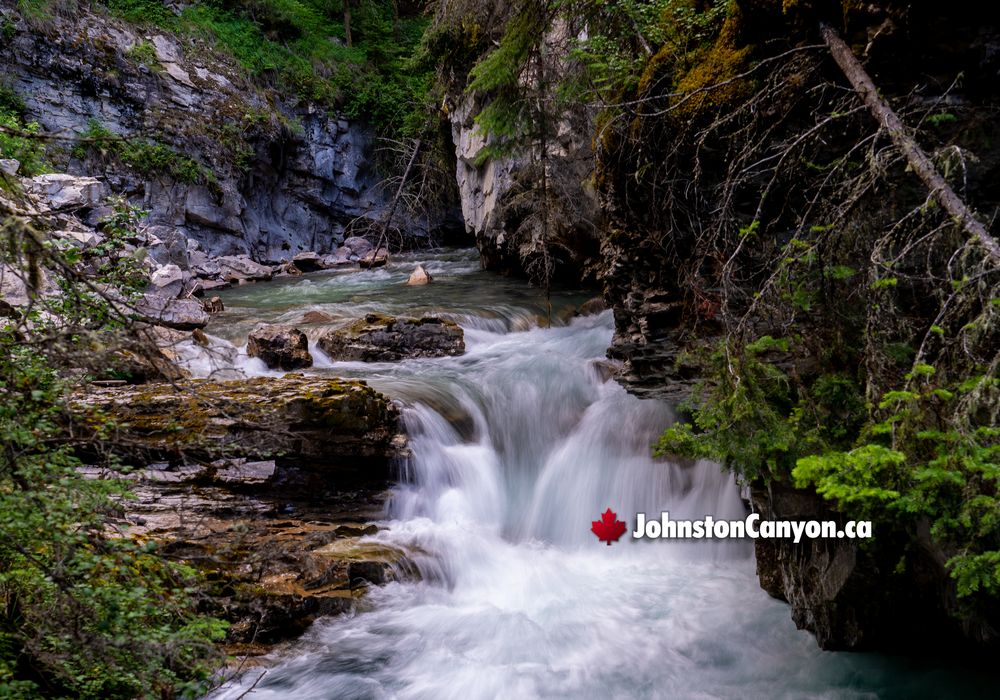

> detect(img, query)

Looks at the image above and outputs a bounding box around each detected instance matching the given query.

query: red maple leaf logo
[591,507,627,545]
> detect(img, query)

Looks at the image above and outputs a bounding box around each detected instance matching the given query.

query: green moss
[73,119,213,184]
[672,10,753,115]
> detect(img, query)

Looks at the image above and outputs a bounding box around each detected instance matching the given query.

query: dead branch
[820,22,1000,263]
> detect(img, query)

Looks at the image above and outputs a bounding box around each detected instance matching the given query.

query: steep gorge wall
[1,3,407,262]
[595,0,1000,653]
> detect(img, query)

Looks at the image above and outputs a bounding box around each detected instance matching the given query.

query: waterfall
[208,252,983,699]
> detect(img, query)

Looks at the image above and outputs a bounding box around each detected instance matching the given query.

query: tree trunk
[370,137,423,262]
[344,0,352,48]
[820,22,1000,263]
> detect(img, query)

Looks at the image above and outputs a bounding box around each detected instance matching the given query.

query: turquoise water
[202,250,994,700]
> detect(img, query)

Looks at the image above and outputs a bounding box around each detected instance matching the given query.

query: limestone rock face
[247,323,313,370]
[448,71,598,280]
[0,6,446,265]
[71,375,401,472]
[317,313,465,362]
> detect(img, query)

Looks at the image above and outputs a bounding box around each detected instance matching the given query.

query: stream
[195,250,990,699]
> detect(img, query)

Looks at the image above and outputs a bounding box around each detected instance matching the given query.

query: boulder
[292,251,324,272]
[133,294,209,330]
[342,236,373,257]
[55,229,103,249]
[317,313,465,362]
[302,310,334,324]
[578,296,608,316]
[148,263,186,298]
[203,296,224,313]
[71,375,400,471]
[190,278,229,296]
[217,255,273,283]
[0,159,20,177]
[407,265,432,285]
[189,249,222,278]
[279,261,303,276]
[247,323,313,370]
[322,248,353,267]
[358,248,388,269]
[25,173,105,209]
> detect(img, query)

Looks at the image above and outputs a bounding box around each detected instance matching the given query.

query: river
[193,250,990,699]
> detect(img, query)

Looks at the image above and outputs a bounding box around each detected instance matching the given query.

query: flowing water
[198,250,991,699]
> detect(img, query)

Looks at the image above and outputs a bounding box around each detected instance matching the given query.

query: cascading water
[205,251,991,700]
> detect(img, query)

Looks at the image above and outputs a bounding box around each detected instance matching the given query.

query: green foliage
[0,85,49,178]
[655,337,867,480]
[569,0,731,99]
[125,39,159,68]
[101,0,434,135]
[73,119,211,184]
[103,0,175,25]
[0,217,226,698]
[87,196,151,295]
[926,111,957,127]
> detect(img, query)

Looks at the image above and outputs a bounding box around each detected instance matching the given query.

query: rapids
[203,250,991,700]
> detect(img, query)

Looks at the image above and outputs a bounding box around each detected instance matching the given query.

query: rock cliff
[0,2,425,262]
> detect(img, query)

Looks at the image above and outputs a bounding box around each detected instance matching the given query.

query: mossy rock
[71,374,401,474]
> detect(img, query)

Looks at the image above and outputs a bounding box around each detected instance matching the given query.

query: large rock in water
[133,294,209,330]
[358,249,389,269]
[216,255,273,283]
[407,265,432,285]
[71,375,400,475]
[317,313,464,361]
[247,323,313,370]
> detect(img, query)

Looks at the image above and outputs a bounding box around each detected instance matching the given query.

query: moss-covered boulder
[317,313,465,362]
[71,375,401,477]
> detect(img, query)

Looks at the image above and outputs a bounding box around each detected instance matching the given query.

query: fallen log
[820,22,1000,263]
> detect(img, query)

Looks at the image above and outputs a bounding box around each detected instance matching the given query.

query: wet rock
[217,255,273,283]
[407,265,433,285]
[292,251,324,272]
[71,374,401,473]
[24,173,105,210]
[110,342,190,384]
[279,261,303,276]
[133,294,209,330]
[112,477,406,647]
[578,296,607,316]
[148,263,186,298]
[589,359,622,383]
[247,323,313,371]
[317,313,465,362]
[203,296,224,313]
[358,248,389,269]
[750,482,966,652]
[302,310,334,324]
